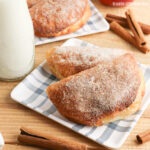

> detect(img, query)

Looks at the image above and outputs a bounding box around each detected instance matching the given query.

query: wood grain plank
[3,144,46,150]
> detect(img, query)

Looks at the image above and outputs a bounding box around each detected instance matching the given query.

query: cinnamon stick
[125,9,146,47]
[106,14,127,22]
[105,16,128,27]
[106,14,150,34]
[110,21,150,53]
[18,127,88,150]
[136,130,150,144]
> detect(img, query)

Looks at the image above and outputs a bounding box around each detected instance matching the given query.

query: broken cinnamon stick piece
[125,9,146,47]
[106,14,150,34]
[136,130,150,144]
[18,127,88,150]
[110,21,150,54]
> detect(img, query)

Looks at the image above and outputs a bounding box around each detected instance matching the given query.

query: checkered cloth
[34,0,109,45]
[11,39,150,149]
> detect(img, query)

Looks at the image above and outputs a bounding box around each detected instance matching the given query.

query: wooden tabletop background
[1,0,150,149]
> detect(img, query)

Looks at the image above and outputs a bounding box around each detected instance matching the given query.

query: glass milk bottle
[0,0,35,81]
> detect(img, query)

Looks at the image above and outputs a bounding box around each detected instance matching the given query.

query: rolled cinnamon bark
[125,9,146,47]
[110,21,150,54]
[106,14,127,22]
[105,16,127,27]
[136,130,150,144]
[18,127,88,150]
[106,14,150,34]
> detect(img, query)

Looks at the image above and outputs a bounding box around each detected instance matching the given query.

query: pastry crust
[29,0,91,37]
[47,54,145,126]
[46,46,127,79]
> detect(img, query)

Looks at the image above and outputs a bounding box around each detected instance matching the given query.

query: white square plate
[34,1,109,45]
[11,38,150,149]
[0,134,4,150]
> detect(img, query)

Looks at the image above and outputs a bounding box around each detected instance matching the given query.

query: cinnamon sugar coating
[47,54,144,126]
[46,46,127,79]
[29,0,91,37]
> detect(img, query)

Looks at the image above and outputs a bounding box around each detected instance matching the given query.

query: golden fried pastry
[47,54,145,126]
[27,0,41,8]
[29,0,91,37]
[46,46,127,79]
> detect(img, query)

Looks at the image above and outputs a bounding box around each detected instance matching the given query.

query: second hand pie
[47,54,145,126]
[46,46,127,79]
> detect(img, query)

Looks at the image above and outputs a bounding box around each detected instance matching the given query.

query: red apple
[100,0,134,7]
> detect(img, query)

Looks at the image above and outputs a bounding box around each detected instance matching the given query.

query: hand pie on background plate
[28,0,91,37]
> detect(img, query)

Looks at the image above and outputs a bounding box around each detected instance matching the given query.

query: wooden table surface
[1,0,150,149]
